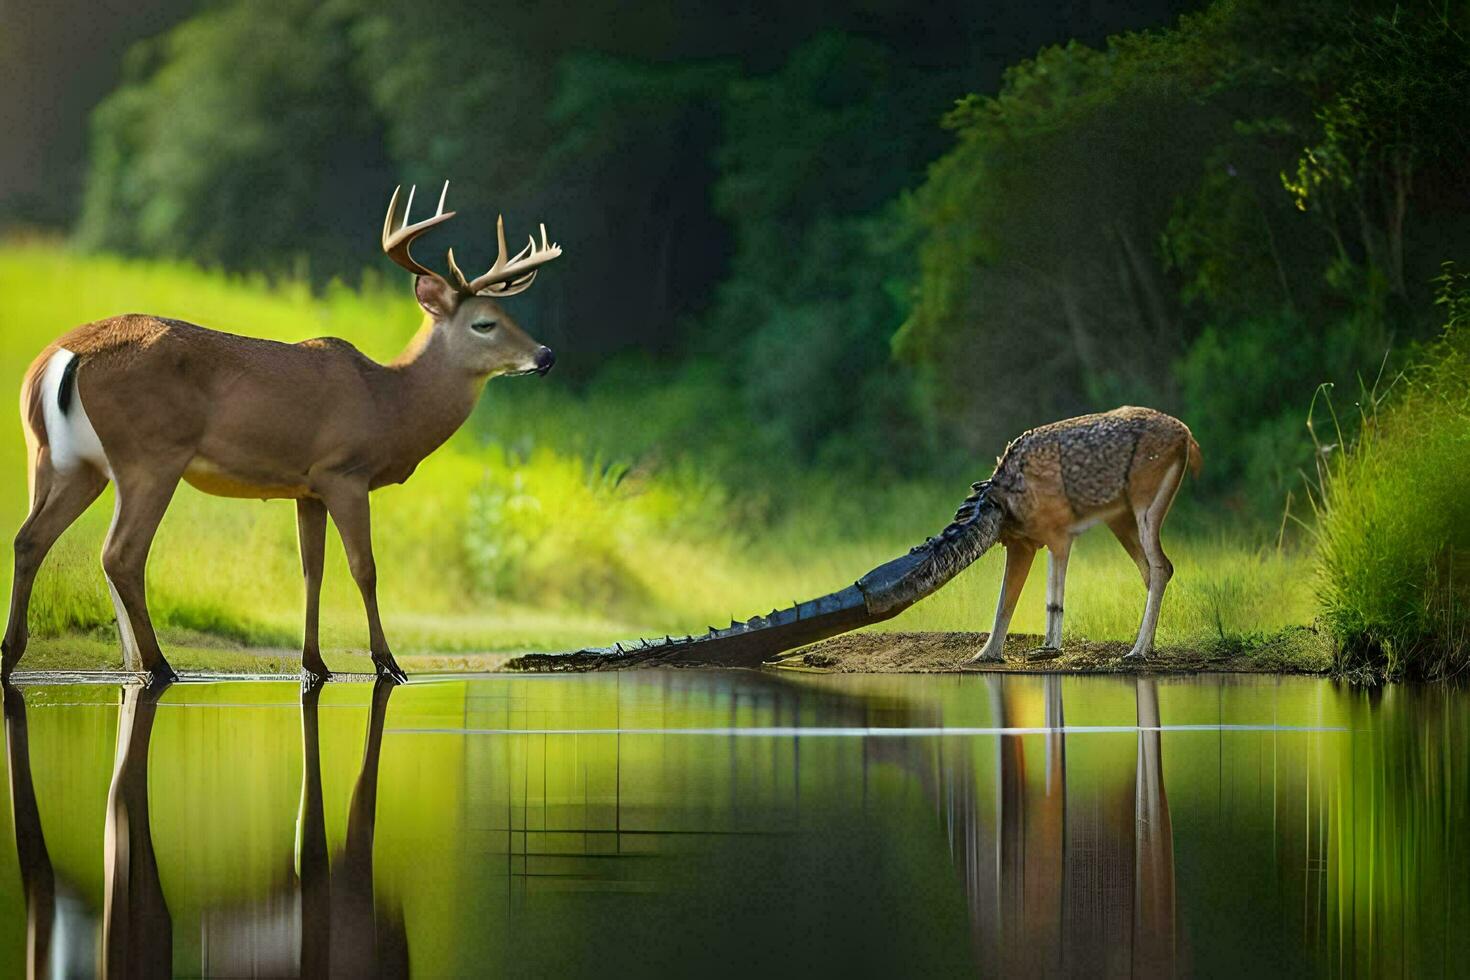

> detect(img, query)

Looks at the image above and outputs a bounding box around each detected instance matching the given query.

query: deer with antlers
[2,183,561,686]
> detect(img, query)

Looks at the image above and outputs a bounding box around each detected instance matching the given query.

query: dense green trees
[76,0,392,275]
[904,1,1470,512]
[71,0,1468,518]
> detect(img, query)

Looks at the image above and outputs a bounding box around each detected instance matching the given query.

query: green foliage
[901,26,1217,453]
[1281,11,1470,297]
[464,448,725,613]
[75,0,389,277]
[904,0,1470,512]
[706,33,951,466]
[1310,264,1470,680]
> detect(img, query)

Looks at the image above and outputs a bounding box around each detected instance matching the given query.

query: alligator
[511,406,1199,672]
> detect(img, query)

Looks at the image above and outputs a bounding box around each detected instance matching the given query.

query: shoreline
[505,626,1333,674]
[10,626,1332,680]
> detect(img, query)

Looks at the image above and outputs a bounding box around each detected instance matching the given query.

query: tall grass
[1307,264,1470,681]
[0,243,1313,666]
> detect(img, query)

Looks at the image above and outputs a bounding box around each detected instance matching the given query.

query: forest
[2,0,1469,677]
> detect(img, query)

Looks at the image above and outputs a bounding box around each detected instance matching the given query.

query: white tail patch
[39,348,113,479]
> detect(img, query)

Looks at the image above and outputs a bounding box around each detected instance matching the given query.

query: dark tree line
[67,0,1470,515]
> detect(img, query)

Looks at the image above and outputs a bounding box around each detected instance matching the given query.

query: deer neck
[388,321,485,466]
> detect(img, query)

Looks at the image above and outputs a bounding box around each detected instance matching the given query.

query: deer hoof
[374,657,409,685]
[302,660,333,685]
[146,664,179,688]
[301,667,331,693]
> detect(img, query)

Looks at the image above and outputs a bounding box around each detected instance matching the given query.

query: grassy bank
[1310,268,1470,681]
[0,244,1315,672]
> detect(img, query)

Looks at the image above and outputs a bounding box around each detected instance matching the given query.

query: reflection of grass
[0,244,1315,671]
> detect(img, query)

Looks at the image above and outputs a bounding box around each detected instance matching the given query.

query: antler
[446,215,563,298]
[381,182,456,280]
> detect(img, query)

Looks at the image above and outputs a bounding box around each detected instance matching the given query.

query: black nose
[534,346,555,375]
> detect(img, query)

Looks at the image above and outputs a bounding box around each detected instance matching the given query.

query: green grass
[0,242,1316,671]
[1308,273,1470,680]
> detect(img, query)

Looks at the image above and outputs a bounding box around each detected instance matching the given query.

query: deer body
[40,317,488,499]
[975,406,1201,661]
[3,184,562,685]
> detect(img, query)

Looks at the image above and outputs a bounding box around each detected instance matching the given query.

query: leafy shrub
[462,446,729,615]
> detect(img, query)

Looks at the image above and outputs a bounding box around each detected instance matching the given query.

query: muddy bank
[505,626,1332,674]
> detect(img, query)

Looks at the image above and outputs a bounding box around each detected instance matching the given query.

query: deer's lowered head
[382,182,559,380]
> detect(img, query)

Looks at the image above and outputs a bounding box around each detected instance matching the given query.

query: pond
[0,671,1465,977]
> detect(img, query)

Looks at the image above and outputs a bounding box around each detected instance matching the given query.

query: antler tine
[453,213,563,298]
[381,181,457,280]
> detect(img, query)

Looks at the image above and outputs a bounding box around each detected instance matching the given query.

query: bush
[1310,265,1470,680]
[462,447,727,614]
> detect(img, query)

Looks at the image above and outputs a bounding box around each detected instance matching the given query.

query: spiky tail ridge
[512,481,1005,670]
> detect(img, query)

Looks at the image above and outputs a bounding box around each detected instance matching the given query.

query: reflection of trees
[103,683,172,978]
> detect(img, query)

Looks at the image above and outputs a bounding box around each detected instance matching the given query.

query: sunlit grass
[0,243,1315,669]
[1309,382,1470,680]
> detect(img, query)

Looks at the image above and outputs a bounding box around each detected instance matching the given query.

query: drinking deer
[542,406,1200,668]
[3,183,561,686]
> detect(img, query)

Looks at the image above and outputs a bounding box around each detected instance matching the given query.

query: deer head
[381,182,561,379]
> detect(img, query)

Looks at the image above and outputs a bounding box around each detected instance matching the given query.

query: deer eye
[471,319,498,334]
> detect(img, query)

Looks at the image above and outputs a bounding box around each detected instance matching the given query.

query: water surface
[0,671,1465,976]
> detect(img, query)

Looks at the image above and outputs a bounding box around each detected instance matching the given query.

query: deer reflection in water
[2,684,171,979]
[307,676,409,978]
[103,684,172,978]
[4,686,79,977]
[2,680,406,978]
[868,675,1177,976]
[205,676,407,977]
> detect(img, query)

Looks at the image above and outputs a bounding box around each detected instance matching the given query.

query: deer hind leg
[973,542,1037,663]
[316,480,407,684]
[3,454,108,678]
[103,465,186,685]
[1106,513,1151,589]
[296,497,332,683]
[1126,462,1185,661]
[1042,536,1073,650]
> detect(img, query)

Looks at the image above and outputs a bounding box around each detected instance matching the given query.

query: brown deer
[549,406,1200,668]
[2,183,562,686]
[969,406,1201,662]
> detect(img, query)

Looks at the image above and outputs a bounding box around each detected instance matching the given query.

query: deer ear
[414,275,459,319]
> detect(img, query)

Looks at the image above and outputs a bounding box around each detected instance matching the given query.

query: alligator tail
[513,481,1004,670]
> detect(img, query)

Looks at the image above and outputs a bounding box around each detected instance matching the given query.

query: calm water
[0,671,1466,977]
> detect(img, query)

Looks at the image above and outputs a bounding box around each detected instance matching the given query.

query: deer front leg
[296,498,332,684]
[972,542,1036,663]
[316,480,408,684]
[1042,536,1073,651]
